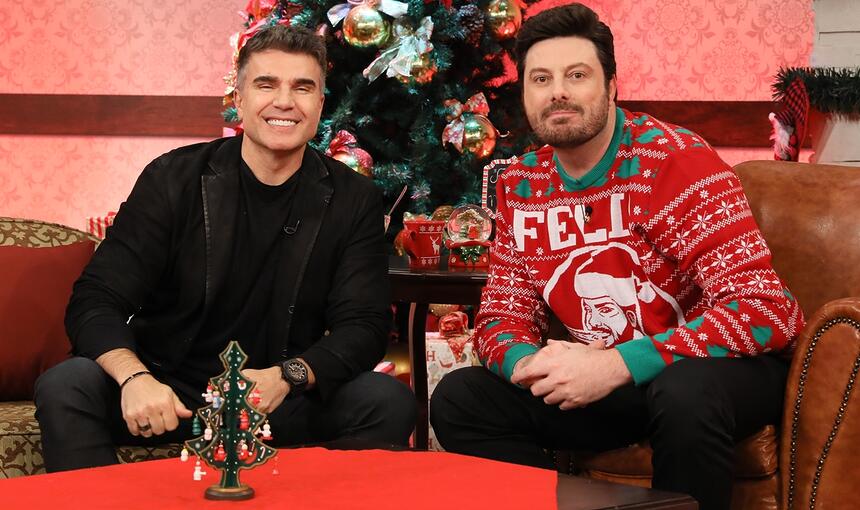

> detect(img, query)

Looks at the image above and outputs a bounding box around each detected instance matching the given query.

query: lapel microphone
[284,220,301,235]
[584,205,593,224]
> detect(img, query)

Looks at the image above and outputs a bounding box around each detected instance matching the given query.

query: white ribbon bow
[362,16,434,82]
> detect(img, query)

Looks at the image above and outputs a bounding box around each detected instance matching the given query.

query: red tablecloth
[0,448,557,510]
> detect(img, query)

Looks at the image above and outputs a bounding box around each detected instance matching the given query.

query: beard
[528,90,611,148]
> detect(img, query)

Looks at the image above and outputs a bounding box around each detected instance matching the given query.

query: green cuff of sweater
[500,343,540,382]
[616,337,666,385]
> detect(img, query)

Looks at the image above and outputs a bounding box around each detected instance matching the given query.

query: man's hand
[242,367,290,414]
[511,339,632,409]
[511,338,600,388]
[120,375,192,438]
[511,353,539,387]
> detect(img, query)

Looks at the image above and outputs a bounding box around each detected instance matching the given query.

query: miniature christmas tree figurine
[185,341,276,500]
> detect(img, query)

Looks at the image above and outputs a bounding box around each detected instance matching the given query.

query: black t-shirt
[176,158,301,392]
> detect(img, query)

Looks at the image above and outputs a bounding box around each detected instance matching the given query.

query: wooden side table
[388,255,487,449]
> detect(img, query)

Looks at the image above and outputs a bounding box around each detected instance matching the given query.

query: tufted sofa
[0,218,181,478]
[560,161,860,509]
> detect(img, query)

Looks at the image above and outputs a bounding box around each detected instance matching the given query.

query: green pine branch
[773,66,860,116]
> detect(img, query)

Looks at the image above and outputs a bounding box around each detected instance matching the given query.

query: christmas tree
[185,341,276,500]
[224,0,541,228]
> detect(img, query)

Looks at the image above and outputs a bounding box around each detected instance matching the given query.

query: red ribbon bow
[326,130,374,169]
[442,93,491,151]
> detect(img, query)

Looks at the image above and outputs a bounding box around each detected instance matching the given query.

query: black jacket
[65,136,391,400]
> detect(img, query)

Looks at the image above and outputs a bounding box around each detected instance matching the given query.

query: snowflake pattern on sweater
[475,108,805,384]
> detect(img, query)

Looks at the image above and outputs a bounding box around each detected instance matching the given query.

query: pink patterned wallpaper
[0,0,813,229]
[0,0,236,95]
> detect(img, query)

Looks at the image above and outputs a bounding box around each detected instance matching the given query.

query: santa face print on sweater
[542,242,686,347]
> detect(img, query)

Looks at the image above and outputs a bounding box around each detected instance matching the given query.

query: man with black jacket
[34,25,416,472]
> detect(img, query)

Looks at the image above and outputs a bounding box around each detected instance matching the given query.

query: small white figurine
[180,447,189,462]
[202,384,214,403]
[193,460,207,481]
[212,390,223,409]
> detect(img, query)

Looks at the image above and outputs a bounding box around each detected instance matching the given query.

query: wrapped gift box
[86,212,116,239]
[426,331,481,451]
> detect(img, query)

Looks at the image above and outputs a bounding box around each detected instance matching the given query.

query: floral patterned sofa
[0,218,181,478]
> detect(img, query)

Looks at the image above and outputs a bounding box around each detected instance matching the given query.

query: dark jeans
[35,357,416,472]
[430,356,788,510]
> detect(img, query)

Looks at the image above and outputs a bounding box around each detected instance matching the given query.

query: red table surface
[0,447,557,510]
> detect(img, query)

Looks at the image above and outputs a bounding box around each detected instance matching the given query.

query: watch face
[286,361,307,382]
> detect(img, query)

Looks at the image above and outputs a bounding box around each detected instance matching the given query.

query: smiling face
[522,36,616,148]
[234,49,324,166]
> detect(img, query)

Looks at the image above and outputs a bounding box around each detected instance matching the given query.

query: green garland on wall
[773,66,860,115]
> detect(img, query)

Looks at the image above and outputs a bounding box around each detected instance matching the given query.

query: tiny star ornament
[326,130,374,178]
[443,93,498,160]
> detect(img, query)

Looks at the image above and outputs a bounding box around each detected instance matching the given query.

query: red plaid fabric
[771,78,809,161]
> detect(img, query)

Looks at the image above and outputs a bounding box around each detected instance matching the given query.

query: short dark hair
[236,24,327,87]
[515,3,616,86]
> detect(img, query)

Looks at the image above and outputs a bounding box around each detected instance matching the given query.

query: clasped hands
[510,339,632,410]
[120,367,289,437]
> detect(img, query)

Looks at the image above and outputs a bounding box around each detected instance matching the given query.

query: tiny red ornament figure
[239,409,250,430]
[214,443,227,462]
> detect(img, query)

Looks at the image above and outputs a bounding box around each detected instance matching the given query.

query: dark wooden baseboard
[0,94,789,147]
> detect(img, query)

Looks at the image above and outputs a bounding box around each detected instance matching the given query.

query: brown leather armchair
[564,161,860,509]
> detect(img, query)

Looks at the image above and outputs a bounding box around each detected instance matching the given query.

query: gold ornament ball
[486,0,522,40]
[429,303,460,317]
[332,151,373,178]
[396,53,437,85]
[431,205,455,222]
[343,4,391,48]
[461,113,497,160]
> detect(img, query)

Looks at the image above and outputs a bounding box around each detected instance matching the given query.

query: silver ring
[138,422,151,432]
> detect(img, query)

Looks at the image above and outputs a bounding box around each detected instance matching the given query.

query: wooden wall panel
[0,95,224,137]
[0,94,793,147]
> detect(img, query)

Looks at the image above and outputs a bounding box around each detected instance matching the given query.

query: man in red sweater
[429,4,803,510]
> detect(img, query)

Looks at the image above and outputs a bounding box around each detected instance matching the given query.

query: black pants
[430,356,788,510]
[35,357,416,472]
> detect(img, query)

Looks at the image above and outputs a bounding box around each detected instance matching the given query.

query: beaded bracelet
[120,370,152,390]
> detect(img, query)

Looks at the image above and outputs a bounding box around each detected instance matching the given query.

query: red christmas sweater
[475,107,805,384]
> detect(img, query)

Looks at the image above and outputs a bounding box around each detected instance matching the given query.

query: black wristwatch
[280,358,309,397]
